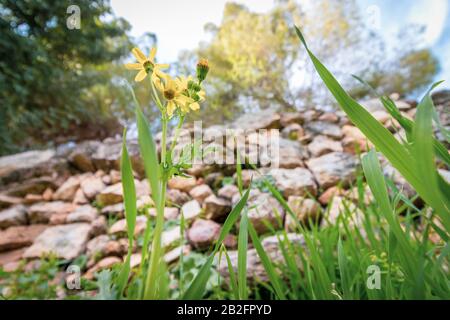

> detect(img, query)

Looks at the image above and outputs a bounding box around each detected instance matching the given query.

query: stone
[0,149,55,184]
[42,188,53,201]
[164,245,191,264]
[168,176,197,193]
[68,141,100,172]
[305,121,342,139]
[86,235,110,258]
[318,112,339,123]
[95,180,149,207]
[148,207,179,220]
[285,196,321,231]
[0,247,26,267]
[109,170,122,184]
[161,226,181,249]
[91,215,107,237]
[24,193,44,204]
[233,109,281,131]
[53,176,82,201]
[280,112,304,127]
[0,205,27,229]
[66,205,98,223]
[0,224,47,252]
[342,125,372,153]
[0,194,23,210]
[318,186,346,205]
[187,219,221,250]
[73,188,89,205]
[269,168,317,198]
[204,172,225,189]
[166,189,190,206]
[269,138,307,169]
[189,184,213,204]
[281,123,305,141]
[181,200,202,221]
[321,196,364,229]
[235,189,284,234]
[203,195,231,221]
[306,152,358,189]
[101,202,125,217]
[109,215,147,236]
[307,135,343,157]
[27,201,77,224]
[5,177,57,198]
[80,175,106,199]
[233,170,257,188]
[218,184,240,200]
[382,162,415,198]
[218,233,304,283]
[49,212,69,225]
[84,256,122,280]
[23,223,92,260]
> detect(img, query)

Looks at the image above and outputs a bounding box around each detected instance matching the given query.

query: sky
[110,0,450,84]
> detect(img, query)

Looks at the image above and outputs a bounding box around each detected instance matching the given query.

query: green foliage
[0,0,132,155]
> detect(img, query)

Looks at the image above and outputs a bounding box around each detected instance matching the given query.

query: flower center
[143,61,153,74]
[164,89,176,100]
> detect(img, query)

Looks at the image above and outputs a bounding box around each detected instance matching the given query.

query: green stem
[169,115,185,154]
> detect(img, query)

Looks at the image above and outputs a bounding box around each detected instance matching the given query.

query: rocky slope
[0,92,449,286]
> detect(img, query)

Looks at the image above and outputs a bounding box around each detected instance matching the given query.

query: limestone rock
[0,224,48,252]
[53,176,82,201]
[148,207,179,220]
[307,135,343,157]
[307,152,358,189]
[23,223,92,260]
[168,176,197,193]
[203,195,231,221]
[189,184,213,204]
[27,201,77,224]
[269,168,317,198]
[80,175,106,199]
[305,121,342,139]
[166,189,190,206]
[66,205,98,223]
[285,196,321,231]
[0,205,27,229]
[109,215,147,236]
[187,219,221,250]
[218,184,239,200]
[181,200,202,221]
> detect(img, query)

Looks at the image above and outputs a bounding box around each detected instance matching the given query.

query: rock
[218,233,304,283]
[73,188,89,205]
[86,235,110,258]
[232,170,257,188]
[166,189,190,206]
[218,184,239,200]
[346,185,374,205]
[66,205,98,223]
[42,188,53,201]
[321,196,364,229]
[203,195,231,221]
[306,152,358,189]
[204,172,224,189]
[84,256,122,280]
[96,180,149,207]
[4,177,57,198]
[281,123,305,141]
[269,168,317,198]
[233,109,281,131]
[266,138,307,169]
[318,186,346,205]
[90,215,107,237]
[168,176,197,193]
[48,212,69,225]
[68,141,101,172]
[342,125,372,153]
[187,219,221,250]
[109,170,121,185]
[382,162,415,198]
[24,193,44,204]
[164,245,191,264]
[280,112,304,127]
[0,205,27,229]
[318,112,339,123]
[181,200,202,221]
[307,135,343,157]
[0,224,48,252]
[27,201,77,224]
[305,121,342,139]
[53,176,82,201]
[80,175,106,199]
[0,194,23,210]
[235,189,284,234]
[101,202,125,217]
[285,197,321,231]
[161,226,181,249]
[109,215,147,236]
[0,248,26,267]
[189,184,213,204]
[23,223,92,260]
[0,149,55,184]
[148,207,179,220]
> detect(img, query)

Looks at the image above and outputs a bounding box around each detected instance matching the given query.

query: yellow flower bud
[196,58,209,82]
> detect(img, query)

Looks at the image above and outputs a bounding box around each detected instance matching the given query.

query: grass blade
[237,209,249,299]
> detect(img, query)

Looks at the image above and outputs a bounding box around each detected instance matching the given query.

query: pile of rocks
[0,92,449,284]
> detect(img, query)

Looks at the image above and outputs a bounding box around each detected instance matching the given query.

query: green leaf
[237,209,249,299]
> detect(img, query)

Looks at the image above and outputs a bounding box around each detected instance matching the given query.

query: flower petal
[135,69,147,82]
[132,47,147,64]
[125,63,143,70]
[190,102,200,111]
[167,101,176,117]
[156,63,170,70]
[149,47,157,61]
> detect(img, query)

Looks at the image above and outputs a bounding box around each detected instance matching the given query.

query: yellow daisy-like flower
[125,47,169,82]
[155,76,193,117]
[176,76,206,113]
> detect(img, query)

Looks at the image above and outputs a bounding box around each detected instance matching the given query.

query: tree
[181,0,438,124]
[0,0,133,155]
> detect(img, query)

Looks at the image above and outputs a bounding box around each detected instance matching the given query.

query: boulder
[232,109,281,131]
[306,152,358,189]
[189,184,213,204]
[269,168,317,198]
[80,175,106,199]
[0,205,27,229]
[181,200,202,221]
[187,219,221,250]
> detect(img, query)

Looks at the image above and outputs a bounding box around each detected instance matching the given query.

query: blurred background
[1,0,449,156]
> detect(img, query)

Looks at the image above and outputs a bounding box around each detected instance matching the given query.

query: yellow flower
[155,76,193,117]
[125,47,169,82]
[176,75,206,113]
